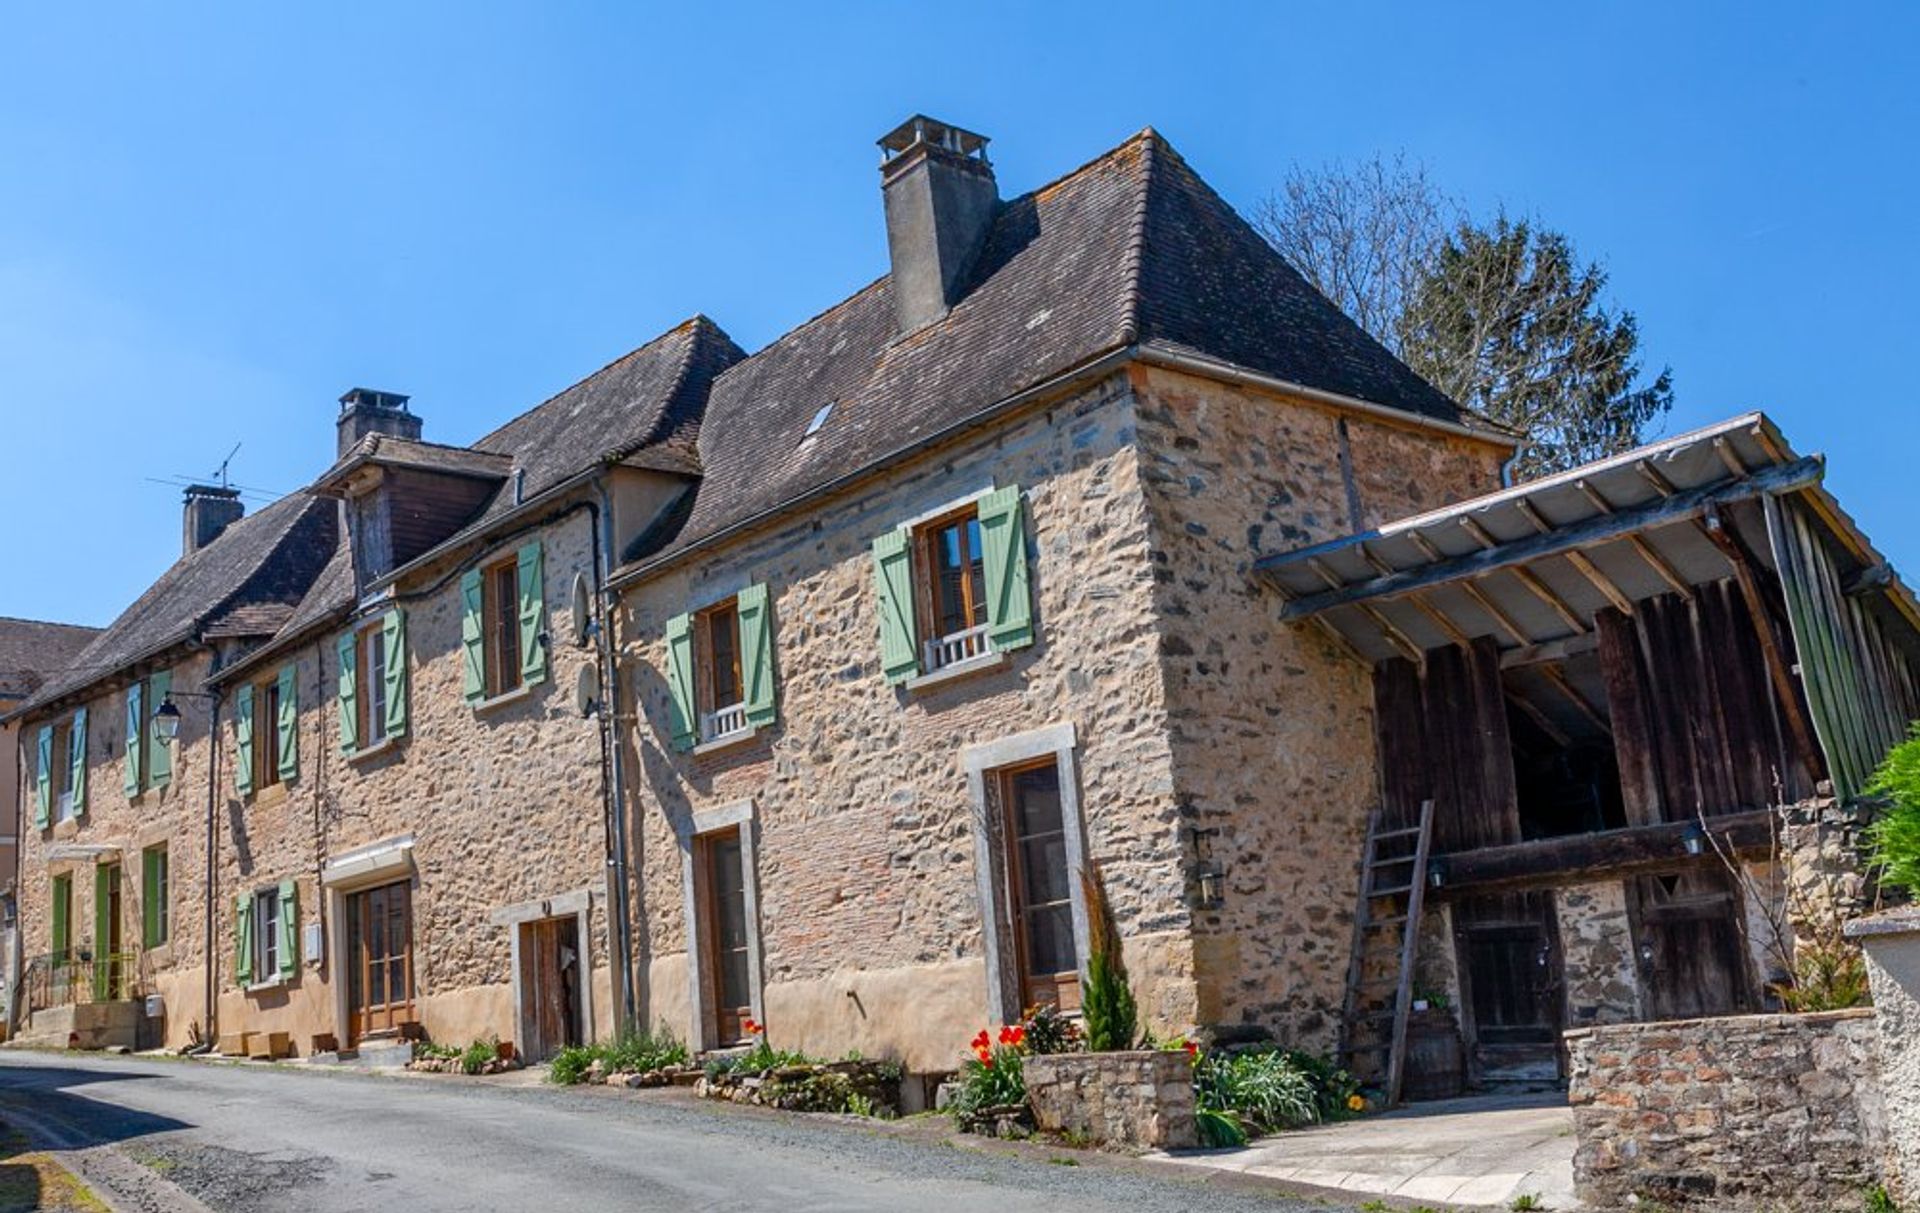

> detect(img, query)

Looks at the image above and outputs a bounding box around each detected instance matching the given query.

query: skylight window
[803,402,834,439]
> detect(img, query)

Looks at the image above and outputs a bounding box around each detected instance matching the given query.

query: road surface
[0,1050,1354,1212]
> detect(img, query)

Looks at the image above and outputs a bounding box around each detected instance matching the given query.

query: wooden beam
[1712,436,1750,480]
[1313,617,1371,666]
[1514,499,1554,535]
[1310,556,1422,662]
[1626,534,1695,602]
[1510,565,1588,634]
[1500,633,1599,669]
[1637,460,1679,498]
[1460,517,1500,550]
[1538,663,1612,736]
[1409,594,1471,646]
[1505,688,1572,747]
[1701,503,1826,776]
[1433,810,1777,892]
[1408,531,1445,563]
[1459,579,1532,646]
[1267,457,1824,621]
[1566,549,1634,614]
[1574,478,1616,515]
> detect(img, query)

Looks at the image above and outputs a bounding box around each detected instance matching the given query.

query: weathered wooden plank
[1595,608,1663,827]
[1268,457,1825,620]
[1436,810,1776,891]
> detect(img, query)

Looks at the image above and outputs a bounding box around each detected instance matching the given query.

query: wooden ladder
[1337,798,1435,1108]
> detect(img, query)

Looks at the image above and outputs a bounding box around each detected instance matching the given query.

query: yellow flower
[1347,1094,1367,1112]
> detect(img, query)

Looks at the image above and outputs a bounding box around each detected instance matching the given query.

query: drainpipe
[202,684,223,1047]
[591,481,640,1035]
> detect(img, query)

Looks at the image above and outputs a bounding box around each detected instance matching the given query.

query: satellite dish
[570,572,594,648]
[574,663,601,719]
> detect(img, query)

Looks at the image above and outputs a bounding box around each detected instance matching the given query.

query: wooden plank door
[1629,869,1754,1020]
[521,917,583,1060]
[347,881,414,1044]
[1454,892,1565,1084]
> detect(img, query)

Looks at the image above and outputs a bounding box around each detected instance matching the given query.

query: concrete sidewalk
[1153,1092,1579,1209]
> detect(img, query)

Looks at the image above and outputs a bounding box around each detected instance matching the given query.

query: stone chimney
[336,387,421,458]
[878,116,998,334]
[182,484,244,556]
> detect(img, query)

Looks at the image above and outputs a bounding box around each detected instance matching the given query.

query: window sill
[244,974,290,995]
[473,683,536,716]
[905,649,1010,693]
[693,725,762,758]
[346,736,403,766]
[249,784,290,810]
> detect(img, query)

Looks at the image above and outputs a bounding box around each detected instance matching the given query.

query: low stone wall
[1024,1050,1198,1150]
[1850,907,1920,1202]
[1567,1009,1887,1208]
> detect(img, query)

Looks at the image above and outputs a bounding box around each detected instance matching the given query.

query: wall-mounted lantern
[153,697,183,744]
[1427,859,1448,890]
[1681,823,1707,857]
[1189,826,1226,910]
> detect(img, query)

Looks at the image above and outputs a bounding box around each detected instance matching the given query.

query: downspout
[590,481,639,1035]
[202,684,223,1048]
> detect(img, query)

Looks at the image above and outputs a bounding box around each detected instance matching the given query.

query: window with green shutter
[460,568,486,702]
[872,530,919,684]
[234,894,253,986]
[517,541,546,687]
[675,586,778,749]
[738,583,777,729]
[469,547,543,703]
[382,608,408,738]
[142,844,170,949]
[67,707,87,817]
[977,485,1035,651]
[876,486,1037,685]
[277,880,299,979]
[149,670,172,788]
[664,612,696,752]
[337,631,359,754]
[275,664,298,783]
[234,684,255,797]
[33,724,52,828]
[124,681,144,798]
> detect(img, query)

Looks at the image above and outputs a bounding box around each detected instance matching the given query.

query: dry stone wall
[1024,1049,1199,1149]
[1567,1009,1888,1208]
[1129,365,1506,1049]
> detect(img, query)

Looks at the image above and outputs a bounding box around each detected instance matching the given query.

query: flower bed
[408,1037,523,1076]
[548,1024,689,1085]
[696,1058,901,1115]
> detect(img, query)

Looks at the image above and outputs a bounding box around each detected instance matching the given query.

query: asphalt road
[0,1050,1358,1213]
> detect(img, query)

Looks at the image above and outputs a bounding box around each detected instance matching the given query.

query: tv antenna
[212,442,242,491]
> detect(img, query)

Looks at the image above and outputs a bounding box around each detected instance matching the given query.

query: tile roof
[14,491,339,716]
[0,618,104,701]
[322,435,514,485]
[623,129,1474,568]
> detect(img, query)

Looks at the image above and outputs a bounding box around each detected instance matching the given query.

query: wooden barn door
[1628,869,1754,1020]
[521,916,583,1060]
[1454,892,1565,1085]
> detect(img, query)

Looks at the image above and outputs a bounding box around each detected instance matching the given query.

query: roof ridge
[0,615,101,632]
[470,317,715,451]
[1115,129,1161,346]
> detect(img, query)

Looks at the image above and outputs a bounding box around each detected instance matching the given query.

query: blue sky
[3,3,1914,626]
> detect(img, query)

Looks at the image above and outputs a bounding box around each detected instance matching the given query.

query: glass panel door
[703,829,752,1045]
[1002,760,1079,1011]
[348,881,414,1043]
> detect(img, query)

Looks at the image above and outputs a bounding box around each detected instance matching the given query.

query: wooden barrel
[1401,1009,1466,1102]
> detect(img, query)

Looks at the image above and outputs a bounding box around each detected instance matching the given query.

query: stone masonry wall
[16,650,218,1048]
[1557,880,1642,1029]
[215,504,613,1053]
[618,374,1191,1072]
[1129,364,1506,1049]
[1024,1049,1199,1149]
[1568,1009,1888,1208]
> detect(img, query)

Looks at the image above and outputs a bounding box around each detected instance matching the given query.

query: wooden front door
[1629,869,1754,1020]
[701,829,753,1047]
[1002,758,1080,1013]
[1455,892,1565,1083]
[521,916,583,1060]
[346,881,414,1044]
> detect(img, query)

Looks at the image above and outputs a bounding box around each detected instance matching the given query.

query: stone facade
[1556,881,1642,1029]
[212,505,615,1055]
[1567,1009,1888,1208]
[616,364,1510,1073]
[1128,364,1504,1049]
[14,650,218,1049]
[1024,1049,1199,1150]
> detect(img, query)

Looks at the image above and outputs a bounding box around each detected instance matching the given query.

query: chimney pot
[337,387,422,458]
[878,115,998,334]
[182,484,244,557]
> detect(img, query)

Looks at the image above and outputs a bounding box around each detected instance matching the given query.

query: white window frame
[252,886,281,981]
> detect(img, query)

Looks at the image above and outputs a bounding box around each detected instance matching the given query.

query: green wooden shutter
[738,583,777,728]
[235,895,253,986]
[337,631,358,753]
[33,725,51,828]
[461,568,486,702]
[517,541,547,687]
[93,864,112,1000]
[383,609,408,738]
[234,684,255,797]
[142,850,160,949]
[51,876,70,958]
[277,880,298,979]
[873,529,920,684]
[69,708,87,817]
[664,613,696,752]
[149,670,172,788]
[124,681,144,798]
[978,485,1035,651]
[276,664,298,782]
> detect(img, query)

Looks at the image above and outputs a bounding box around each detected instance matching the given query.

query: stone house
[8,487,338,1048]
[607,117,1512,1075]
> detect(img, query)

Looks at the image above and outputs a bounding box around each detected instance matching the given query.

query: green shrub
[547,1022,692,1085]
[1195,1105,1248,1148]
[1195,1049,1319,1133]
[413,1040,460,1061]
[459,1037,499,1075]
[1870,727,1920,896]
[548,1044,596,1085]
[1865,1184,1902,1213]
[1279,1049,1363,1120]
[703,1040,820,1080]
[1081,951,1137,1051]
